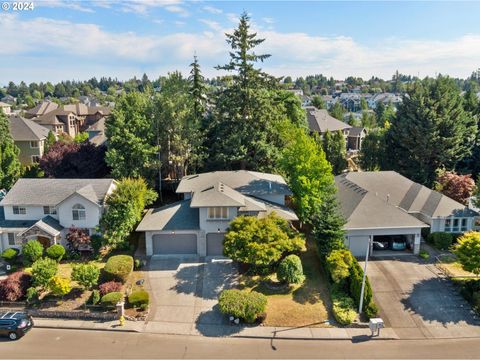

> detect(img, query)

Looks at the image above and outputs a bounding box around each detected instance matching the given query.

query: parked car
[373,241,387,250]
[391,239,407,251]
[0,312,34,340]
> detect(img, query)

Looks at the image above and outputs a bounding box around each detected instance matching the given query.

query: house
[306,107,365,151]
[0,101,12,115]
[1,95,16,104]
[367,93,402,109]
[8,116,50,165]
[0,178,116,253]
[335,171,479,257]
[136,171,298,257]
[85,117,107,146]
[24,100,59,119]
[31,108,80,138]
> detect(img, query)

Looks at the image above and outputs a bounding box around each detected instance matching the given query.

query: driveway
[363,256,480,338]
[146,256,238,335]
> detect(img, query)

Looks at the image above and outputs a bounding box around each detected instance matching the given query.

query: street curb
[35,324,140,333]
[231,334,398,341]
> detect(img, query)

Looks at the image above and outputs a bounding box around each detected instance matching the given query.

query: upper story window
[12,206,26,215]
[72,204,86,221]
[43,206,57,215]
[207,207,228,220]
[30,141,39,148]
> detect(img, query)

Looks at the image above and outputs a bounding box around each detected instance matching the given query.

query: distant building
[8,116,50,165]
[0,101,12,115]
[24,100,59,119]
[1,95,16,104]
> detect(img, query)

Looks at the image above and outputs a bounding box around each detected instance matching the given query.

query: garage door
[206,233,225,256]
[152,234,197,255]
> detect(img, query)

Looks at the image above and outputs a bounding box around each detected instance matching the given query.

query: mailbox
[369,318,384,336]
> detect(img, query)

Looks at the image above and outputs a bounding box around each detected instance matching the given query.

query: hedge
[103,255,134,283]
[331,286,357,325]
[427,232,453,250]
[128,290,149,308]
[218,289,267,323]
[100,291,123,307]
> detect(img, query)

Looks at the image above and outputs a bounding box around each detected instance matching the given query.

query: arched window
[72,204,86,221]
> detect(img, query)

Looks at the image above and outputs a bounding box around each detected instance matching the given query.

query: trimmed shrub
[0,271,32,301]
[134,258,141,270]
[128,290,149,308]
[1,248,19,264]
[331,285,357,325]
[99,281,123,296]
[22,240,44,265]
[218,289,267,323]
[71,263,100,290]
[48,276,72,297]
[103,255,134,283]
[365,301,379,319]
[277,255,305,284]
[419,250,430,260]
[100,291,123,307]
[428,232,453,250]
[31,258,58,288]
[46,244,66,262]
[90,289,101,305]
[326,249,353,283]
[349,258,373,309]
[26,287,38,303]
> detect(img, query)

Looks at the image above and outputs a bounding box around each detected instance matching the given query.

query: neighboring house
[24,100,59,119]
[9,116,50,165]
[0,101,12,115]
[63,103,111,128]
[367,93,402,109]
[0,178,116,253]
[306,107,365,151]
[85,117,107,146]
[31,108,80,138]
[335,171,479,256]
[321,95,337,109]
[136,171,298,257]
[1,95,16,104]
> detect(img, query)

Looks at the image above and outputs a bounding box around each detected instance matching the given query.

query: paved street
[365,256,480,339]
[2,328,480,359]
[146,256,238,335]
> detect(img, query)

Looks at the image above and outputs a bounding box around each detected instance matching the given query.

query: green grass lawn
[238,240,331,327]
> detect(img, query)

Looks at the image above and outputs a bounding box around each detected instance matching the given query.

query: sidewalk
[34,318,145,333]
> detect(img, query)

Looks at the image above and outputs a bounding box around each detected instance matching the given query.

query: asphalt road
[1,328,480,359]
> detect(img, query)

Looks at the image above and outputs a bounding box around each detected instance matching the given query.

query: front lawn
[237,240,331,327]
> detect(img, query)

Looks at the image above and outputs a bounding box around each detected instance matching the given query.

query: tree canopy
[0,109,21,190]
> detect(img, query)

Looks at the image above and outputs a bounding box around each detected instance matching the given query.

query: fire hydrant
[119,315,125,327]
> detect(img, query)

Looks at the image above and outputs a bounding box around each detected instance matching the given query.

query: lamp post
[358,235,372,315]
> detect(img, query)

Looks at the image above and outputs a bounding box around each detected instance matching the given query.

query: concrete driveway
[364,256,480,338]
[146,257,238,335]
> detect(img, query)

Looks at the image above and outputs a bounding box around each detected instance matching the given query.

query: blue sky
[2,1,480,84]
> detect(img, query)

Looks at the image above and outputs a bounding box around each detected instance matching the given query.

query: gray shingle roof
[136,200,200,231]
[306,108,351,133]
[0,207,36,229]
[191,182,246,208]
[348,127,366,137]
[26,101,58,117]
[9,116,50,141]
[17,216,64,237]
[177,171,292,197]
[0,179,115,206]
[32,108,75,126]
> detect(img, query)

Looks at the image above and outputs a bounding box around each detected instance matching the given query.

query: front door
[37,236,51,249]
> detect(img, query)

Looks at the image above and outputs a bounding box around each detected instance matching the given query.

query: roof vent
[386,194,390,203]
[268,181,272,192]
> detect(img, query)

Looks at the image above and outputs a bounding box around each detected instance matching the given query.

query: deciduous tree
[453,232,480,276]
[434,169,475,205]
[0,110,21,190]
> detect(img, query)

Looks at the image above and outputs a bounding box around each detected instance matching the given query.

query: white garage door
[152,234,197,255]
[206,233,225,256]
[345,235,370,257]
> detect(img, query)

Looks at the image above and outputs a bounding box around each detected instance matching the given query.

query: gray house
[9,116,50,165]
[137,171,298,257]
[336,171,478,256]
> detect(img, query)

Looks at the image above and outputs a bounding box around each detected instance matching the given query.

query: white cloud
[262,17,275,24]
[203,5,222,14]
[165,5,189,17]
[119,0,183,15]
[2,13,480,83]
[37,0,95,13]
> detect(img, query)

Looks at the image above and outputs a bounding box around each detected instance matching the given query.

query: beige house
[0,101,11,115]
[9,116,50,165]
[24,100,59,119]
[31,108,80,138]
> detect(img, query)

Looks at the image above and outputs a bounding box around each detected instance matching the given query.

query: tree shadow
[194,304,246,337]
[401,277,480,326]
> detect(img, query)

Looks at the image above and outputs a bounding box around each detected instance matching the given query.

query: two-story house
[0,179,116,252]
[136,171,298,257]
[0,101,12,115]
[9,116,50,165]
[31,108,81,138]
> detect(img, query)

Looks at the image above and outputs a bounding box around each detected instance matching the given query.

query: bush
[71,263,100,290]
[99,281,123,296]
[349,258,373,309]
[277,255,305,284]
[0,271,32,301]
[48,276,72,297]
[90,234,103,255]
[1,248,19,264]
[26,287,38,303]
[134,258,141,270]
[218,289,267,323]
[103,255,134,283]
[90,289,100,305]
[326,249,353,283]
[331,286,357,325]
[46,244,66,262]
[22,240,44,265]
[428,232,453,250]
[128,290,149,308]
[66,227,91,255]
[365,301,379,319]
[100,291,123,307]
[31,258,58,288]
[419,250,430,260]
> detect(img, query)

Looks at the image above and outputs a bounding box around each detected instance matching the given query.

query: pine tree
[386,76,477,186]
[189,55,207,123]
[322,130,347,175]
[329,102,346,121]
[0,110,21,190]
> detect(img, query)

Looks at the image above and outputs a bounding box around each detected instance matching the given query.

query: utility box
[369,318,384,336]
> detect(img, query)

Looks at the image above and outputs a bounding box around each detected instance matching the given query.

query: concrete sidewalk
[34,318,145,333]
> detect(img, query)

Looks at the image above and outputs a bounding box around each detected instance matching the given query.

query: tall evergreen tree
[329,102,346,121]
[457,87,480,177]
[386,76,477,186]
[0,110,21,190]
[189,55,207,123]
[359,126,388,171]
[322,130,347,175]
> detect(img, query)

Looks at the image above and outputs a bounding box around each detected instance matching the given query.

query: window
[72,204,86,221]
[12,206,26,215]
[461,218,468,231]
[30,141,39,148]
[31,155,40,163]
[7,233,15,246]
[43,206,57,215]
[207,207,228,220]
